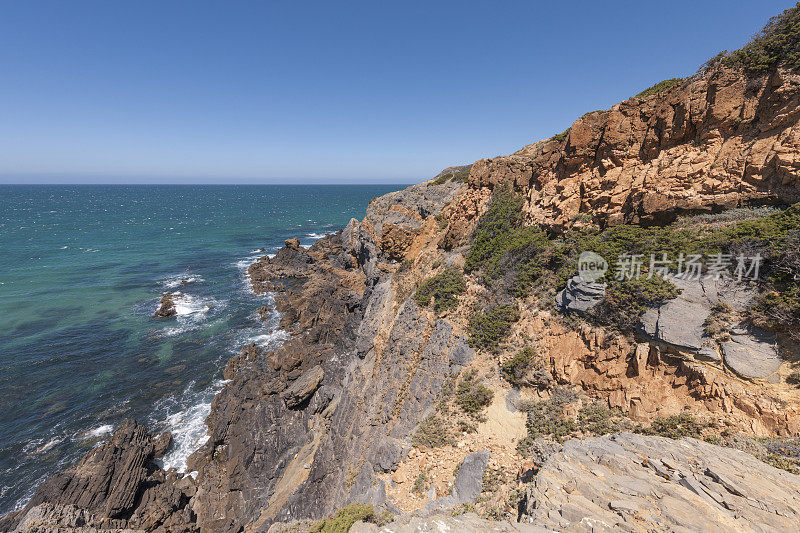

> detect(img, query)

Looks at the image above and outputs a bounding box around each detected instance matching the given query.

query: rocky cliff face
[5,57,800,533]
[467,66,800,231]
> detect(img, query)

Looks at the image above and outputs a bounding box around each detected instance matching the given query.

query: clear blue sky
[0,0,792,184]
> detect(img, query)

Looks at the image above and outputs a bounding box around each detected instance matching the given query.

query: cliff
[5,9,800,533]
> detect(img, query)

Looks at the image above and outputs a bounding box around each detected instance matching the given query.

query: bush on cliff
[464,185,549,295]
[467,304,520,352]
[500,346,540,386]
[455,368,494,416]
[412,414,455,448]
[635,77,685,98]
[310,504,392,533]
[591,276,682,332]
[413,266,466,313]
[724,2,800,74]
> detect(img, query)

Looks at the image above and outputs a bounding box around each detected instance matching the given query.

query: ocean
[0,184,399,515]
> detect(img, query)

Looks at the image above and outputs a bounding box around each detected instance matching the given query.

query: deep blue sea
[0,184,399,515]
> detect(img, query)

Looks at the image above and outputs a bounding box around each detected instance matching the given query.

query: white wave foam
[87,424,114,438]
[27,437,62,455]
[153,292,218,319]
[235,258,256,270]
[158,379,229,473]
[160,274,204,289]
[305,232,327,240]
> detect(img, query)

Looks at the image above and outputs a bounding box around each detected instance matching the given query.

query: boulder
[284,237,301,249]
[425,450,490,513]
[154,293,177,317]
[722,328,782,380]
[280,365,324,408]
[640,277,756,361]
[555,276,605,313]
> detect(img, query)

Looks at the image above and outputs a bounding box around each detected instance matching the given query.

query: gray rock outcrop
[722,328,782,381]
[639,277,784,378]
[425,450,491,513]
[554,276,605,314]
[522,433,800,531]
[281,365,324,408]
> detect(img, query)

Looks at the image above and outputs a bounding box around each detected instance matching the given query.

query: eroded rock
[281,365,324,408]
[522,433,800,531]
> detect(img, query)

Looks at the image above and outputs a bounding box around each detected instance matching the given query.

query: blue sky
[0,1,792,184]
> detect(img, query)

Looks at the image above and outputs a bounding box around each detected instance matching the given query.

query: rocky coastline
[4,51,800,533]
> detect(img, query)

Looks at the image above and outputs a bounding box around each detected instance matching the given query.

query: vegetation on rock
[433,168,470,185]
[412,414,455,448]
[413,266,466,313]
[455,368,494,416]
[500,347,541,386]
[723,2,800,74]
[309,504,392,533]
[634,413,712,440]
[467,304,520,352]
[635,77,685,98]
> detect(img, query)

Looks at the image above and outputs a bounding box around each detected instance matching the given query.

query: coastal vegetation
[309,504,392,533]
[723,2,800,73]
[635,77,684,98]
[467,304,520,352]
[465,184,800,336]
[499,346,540,386]
[413,266,466,313]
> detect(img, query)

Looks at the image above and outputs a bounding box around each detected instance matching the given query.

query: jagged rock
[281,365,324,408]
[554,276,605,313]
[448,338,474,368]
[9,504,96,532]
[426,450,490,513]
[722,329,782,380]
[640,277,755,360]
[522,433,800,531]
[3,420,193,532]
[154,293,177,317]
[469,66,800,230]
[371,438,404,473]
[284,238,301,249]
[452,450,491,503]
[380,223,417,261]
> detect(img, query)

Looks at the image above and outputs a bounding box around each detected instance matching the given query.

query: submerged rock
[154,293,177,317]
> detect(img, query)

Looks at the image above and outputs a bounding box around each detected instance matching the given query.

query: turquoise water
[0,184,398,515]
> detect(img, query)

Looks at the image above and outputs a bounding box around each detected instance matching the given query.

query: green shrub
[412,471,429,494]
[500,346,539,386]
[482,466,505,492]
[412,415,455,448]
[467,304,520,352]
[516,388,578,449]
[635,78,684,98]
[310,504,392,533]
[635,413,710,439]
[465,185,526,274]
[762,453,800,474]
[413,266,466,313]
[550,128,570,143]
[592,276,681,332]
[455,368,494,415]
[433,168,470,185]
[577,403,622,435]
[723,3,800,74]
